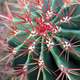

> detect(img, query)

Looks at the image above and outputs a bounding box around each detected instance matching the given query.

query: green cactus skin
[0,0,80,80]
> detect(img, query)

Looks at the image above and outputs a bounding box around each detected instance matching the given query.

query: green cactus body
[0,0,80,80]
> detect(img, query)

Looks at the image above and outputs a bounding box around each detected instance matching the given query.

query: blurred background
[0,0,15,80]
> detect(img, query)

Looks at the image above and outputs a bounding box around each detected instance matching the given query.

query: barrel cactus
[0,0,80,80]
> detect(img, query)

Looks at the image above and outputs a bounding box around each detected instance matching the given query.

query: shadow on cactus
[0,0,80,80]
